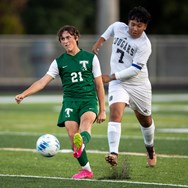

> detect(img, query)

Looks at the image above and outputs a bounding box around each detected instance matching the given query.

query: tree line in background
[121,0,188,35]
[0,0,188,35]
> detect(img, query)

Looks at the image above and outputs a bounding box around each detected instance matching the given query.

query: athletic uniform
[47,49,102,126]
[101,22,152,116]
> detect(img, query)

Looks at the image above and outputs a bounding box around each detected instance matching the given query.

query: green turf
[0,96,188,187]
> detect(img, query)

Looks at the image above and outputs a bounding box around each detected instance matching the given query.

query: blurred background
[0,0,188,93]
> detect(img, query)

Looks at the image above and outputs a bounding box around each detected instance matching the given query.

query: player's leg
[73,111,95,158]
[73,100,98,157]
[128,81,156,167]
[105,102,126,166]
[61,100,93,178]
[65,121,79,147]
[106,84,129,166]
[65,121,92,179]
[72,110,96,179]
[134,111,156,167]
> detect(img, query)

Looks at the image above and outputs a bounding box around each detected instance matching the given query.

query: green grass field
[0,94,188,188]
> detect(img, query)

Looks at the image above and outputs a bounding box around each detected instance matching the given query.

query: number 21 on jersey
[71,72,83,83]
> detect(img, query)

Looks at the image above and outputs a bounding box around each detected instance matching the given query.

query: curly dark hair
[57,25,80,44]
[128,6,151,24]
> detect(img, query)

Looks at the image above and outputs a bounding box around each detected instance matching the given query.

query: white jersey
[101,21,152,86]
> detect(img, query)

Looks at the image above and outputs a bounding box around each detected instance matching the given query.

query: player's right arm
[92,22,118,54]
[15,60,59,104]
[92,37,106,55]
[15,74,54,104]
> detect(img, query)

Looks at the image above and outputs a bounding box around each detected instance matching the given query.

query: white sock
[82,162,91,172]
[108,122,121,154]
[140,120,155,146]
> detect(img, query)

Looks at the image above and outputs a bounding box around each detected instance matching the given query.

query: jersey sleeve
[46,59,59,78]
[133,40,152,67]
[92,55,102,78]
[101,22,117,40]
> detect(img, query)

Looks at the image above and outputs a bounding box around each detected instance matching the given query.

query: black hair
[128,6,151,24]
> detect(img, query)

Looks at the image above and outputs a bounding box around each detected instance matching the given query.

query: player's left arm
[104,43,151,82]
[102,60,143,83]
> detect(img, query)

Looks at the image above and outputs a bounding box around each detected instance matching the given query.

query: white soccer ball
[36,134,60,157]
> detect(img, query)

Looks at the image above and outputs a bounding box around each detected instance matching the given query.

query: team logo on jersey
[65,108,73,117]
[143,109,148,114]
[109,95,113,101]
[80,61,88,71]
[62,65,68,69]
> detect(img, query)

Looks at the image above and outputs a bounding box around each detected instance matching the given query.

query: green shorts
[57,100,98,127]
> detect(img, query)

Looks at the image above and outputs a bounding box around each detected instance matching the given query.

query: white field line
[0,174,188,188]
[1,95,188,113]
[1,94,188,104]
[53,105,188,113]
[157,128,188,133]
[0,147,188,159]
[0,131,188,140]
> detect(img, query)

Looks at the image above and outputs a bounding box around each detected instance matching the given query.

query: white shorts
[108,81,152,116]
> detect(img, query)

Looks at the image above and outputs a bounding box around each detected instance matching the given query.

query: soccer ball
[36,134,60,157]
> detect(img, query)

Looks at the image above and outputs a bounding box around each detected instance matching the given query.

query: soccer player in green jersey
[15,25,106,179]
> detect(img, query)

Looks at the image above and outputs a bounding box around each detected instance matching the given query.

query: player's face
[59,31,78,53]
[128,20,147,38]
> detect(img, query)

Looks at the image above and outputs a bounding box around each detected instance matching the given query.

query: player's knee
[110,114,122,122]
[140,118,152,127]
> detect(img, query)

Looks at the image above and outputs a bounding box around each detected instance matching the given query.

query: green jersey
[56,49,97,101]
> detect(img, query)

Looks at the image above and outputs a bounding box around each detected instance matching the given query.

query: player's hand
[102,74,111,83]
[15,94,24,104]
[96,110,106,124]
[92,45,99,55]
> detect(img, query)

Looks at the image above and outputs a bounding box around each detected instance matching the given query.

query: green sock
[80,131,91,147]
[77,148,88,166]
[77,131,91,166]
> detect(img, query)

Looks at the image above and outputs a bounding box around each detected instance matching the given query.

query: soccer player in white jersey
[92,6,157,167]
